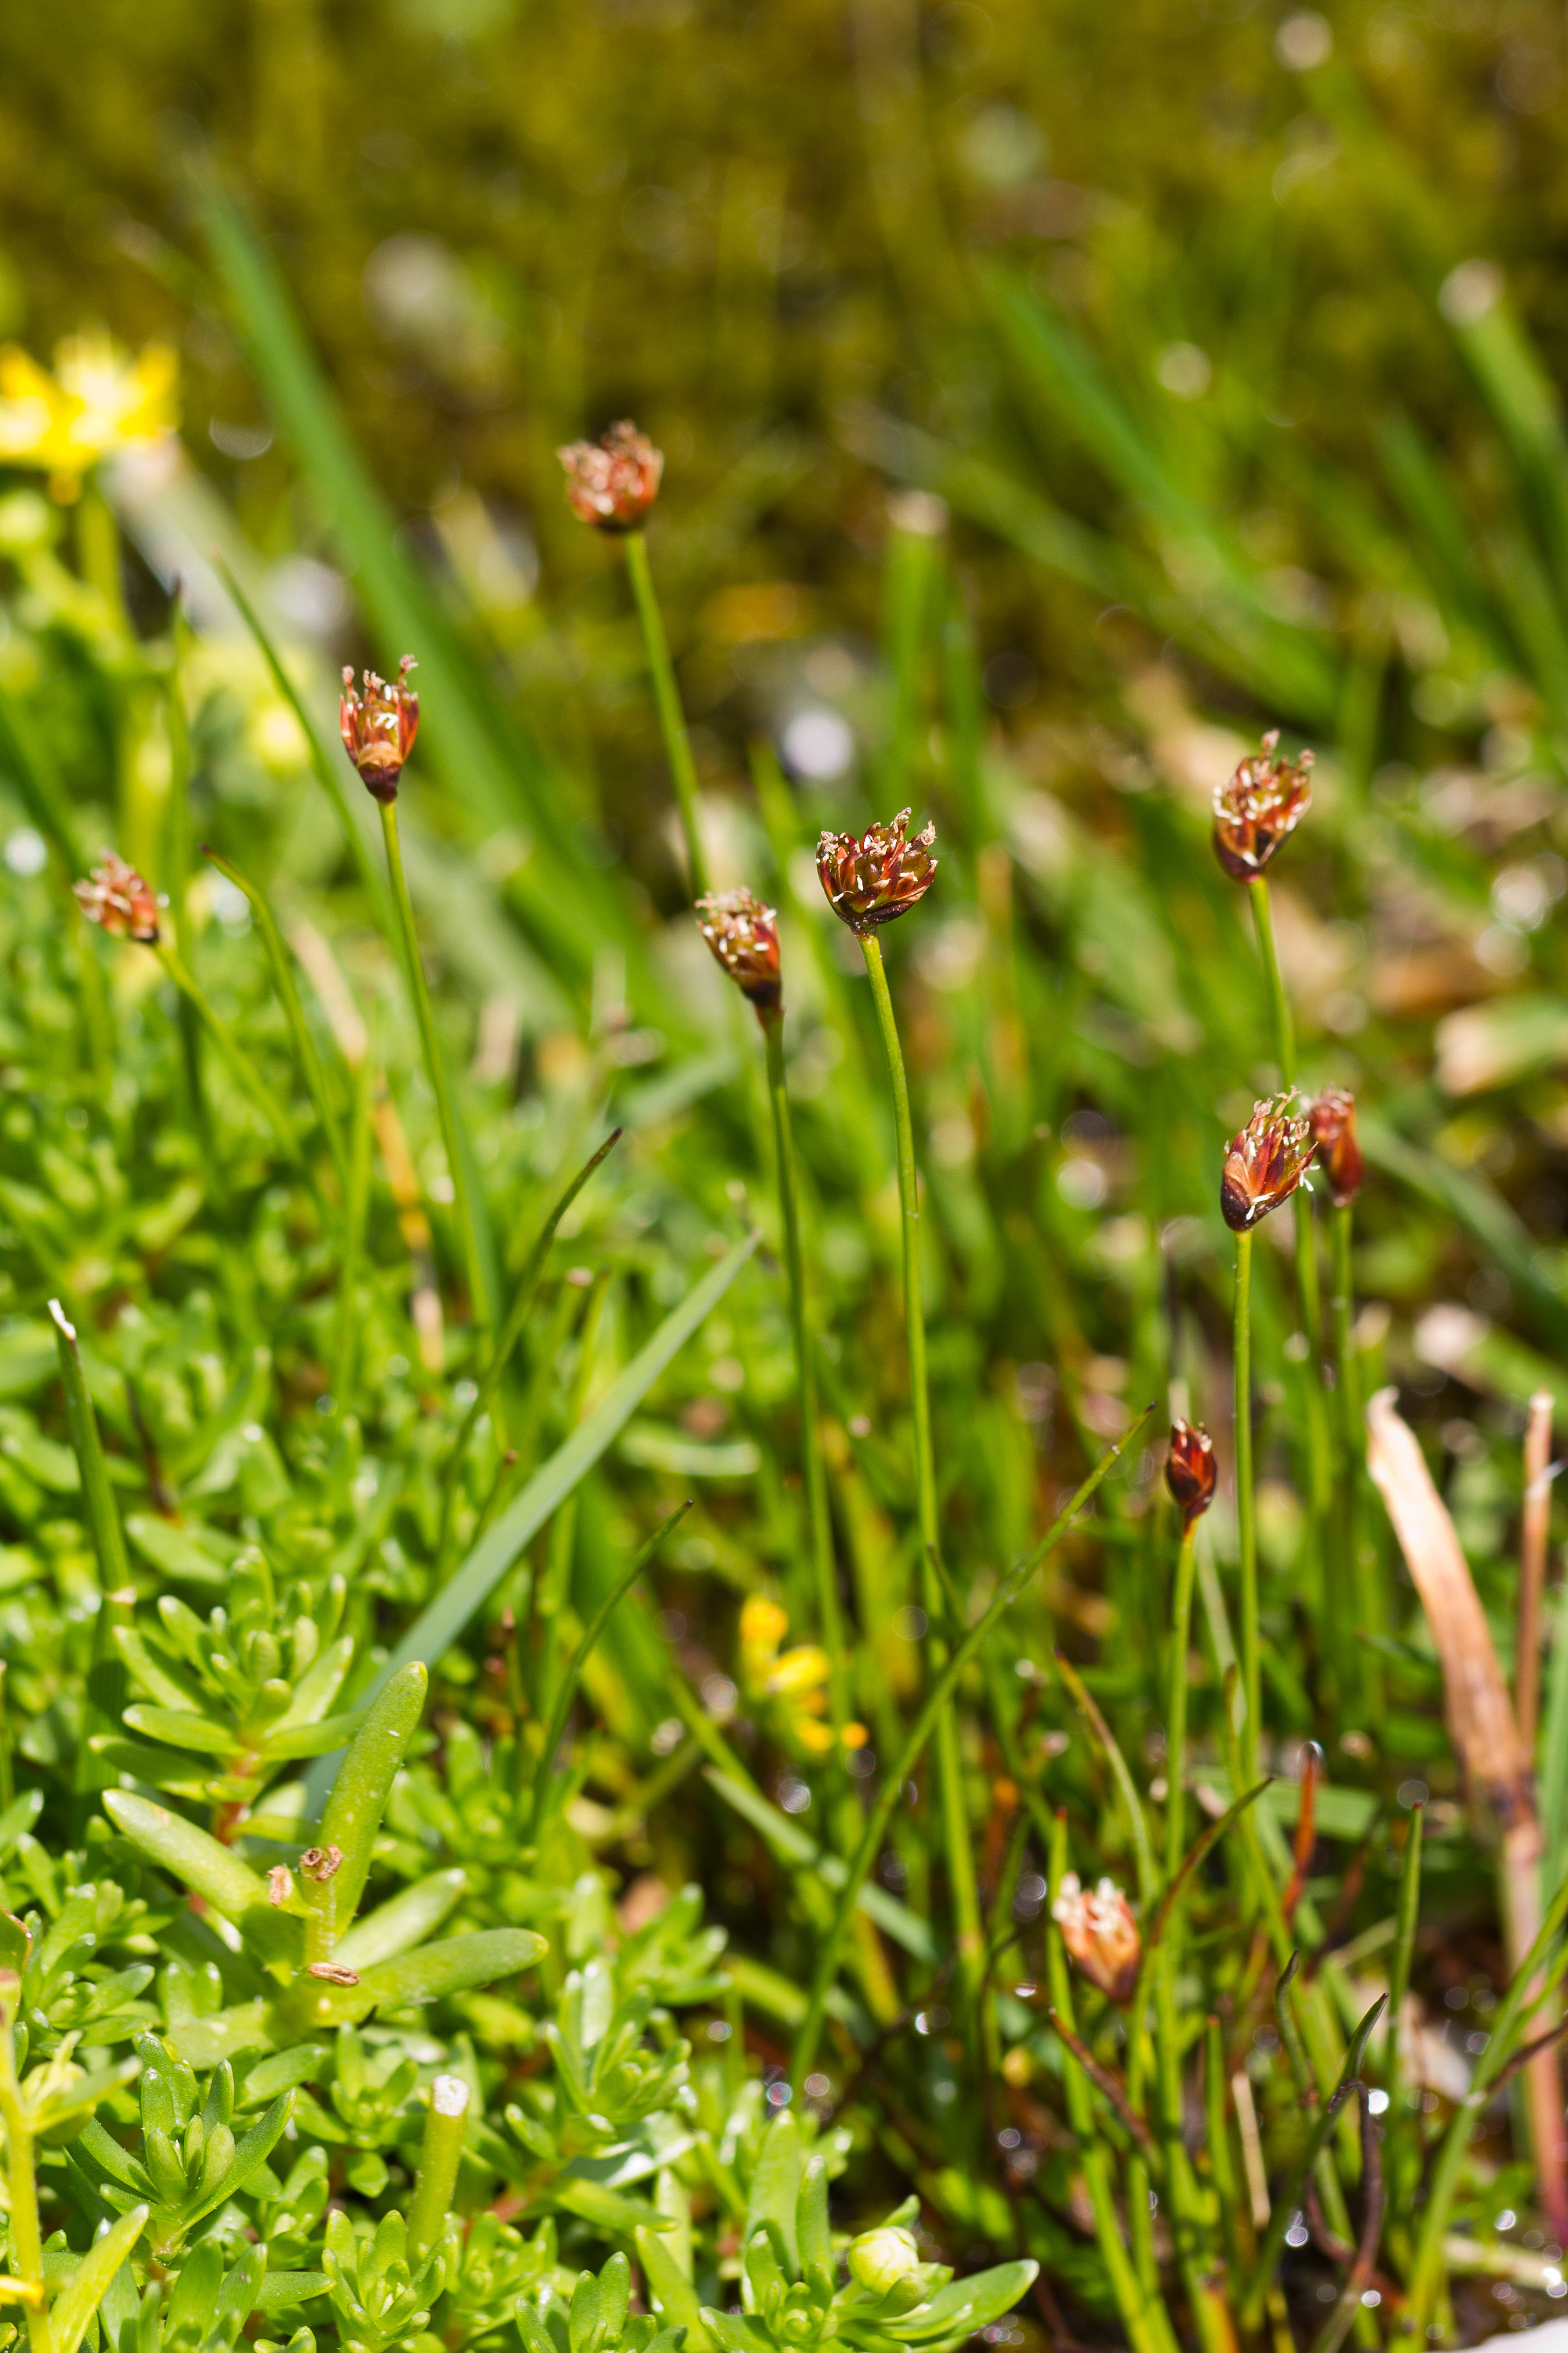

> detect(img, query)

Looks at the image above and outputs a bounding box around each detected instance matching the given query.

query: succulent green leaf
[636,2228,713,2353]
[882,2264,1039,2343]
[121,1708,233,1757]
[331,1869,465,1972]
[288,1927,546,2028]
[314,1660,429,1934]
[745,2110,802,2275]
[50,2204,149,2353]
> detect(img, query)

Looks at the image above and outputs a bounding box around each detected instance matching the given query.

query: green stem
[0,1979,52,2353]
[202,846,349,1197]
[436,1132,622,1573]
[409,2074,471,2257]
[1166,1521,1198,1890]
[529,1503,692,1840]
[1383,1801,1423,2180]
[154,944,307,1176]
[378,799,494,1354]
[622,531,709,897]
[762,1010,843,1728]
[1247,876,1295,1087]
[1331,1200,1380,1715]
[535,1274,610,1722]
[1046,1818,1182,2353]
[165,594,213,1175]
[1233,1230,1259,1787]
[787,1410,1145,2092]
[331,1055,375,1407]
[50,1302,132,1829]
[860,930,981,2001]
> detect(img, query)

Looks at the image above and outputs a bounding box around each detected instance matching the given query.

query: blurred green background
[11,0,1568,834]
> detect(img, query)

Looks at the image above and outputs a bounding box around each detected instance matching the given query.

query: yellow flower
[738,1595,868,1756]
[0,334,178,496]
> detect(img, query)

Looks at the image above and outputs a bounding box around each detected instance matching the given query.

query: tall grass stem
[1233,1230,1258,1786]
[860,929,982,2001]
[378,798,495,1356]
[622,531,709,898]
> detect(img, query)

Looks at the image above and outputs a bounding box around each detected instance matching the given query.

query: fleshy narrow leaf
[100,1794,296,1962]
[313,1662,428,1934]
[50,2205,149,2353]
[306,1229,760,1805]
[332,1869,465,1972]
[286,1928,546,2028]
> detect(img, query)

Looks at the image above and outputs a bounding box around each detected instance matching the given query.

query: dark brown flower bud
[300,1844,343,1882]
[816,810,938,936]
[340,657,419,803]
[1220,1092,1316,1231]
[73,850,160,944]
[1051,1872,1141,2004]
[1309,1087,1364,1209]
[1212,729,1314,882]
[696,890,781,1016]
[557,420,664,531]
[1165,1420,1217,1529]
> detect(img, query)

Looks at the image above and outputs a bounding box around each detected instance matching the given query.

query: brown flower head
[557,420,664,531]
[340,657,419,803]
[696,889,781,1016]
[816,810,938,936]
[1309,1087,1364,1209]
[1165,1420,1217,1529]
[1220,1092,1317,1232]
[1212,729,1314,881]
[73,850,160,944]
[1051,1872,1141,2005]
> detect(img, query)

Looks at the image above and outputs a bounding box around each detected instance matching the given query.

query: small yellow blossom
[0,334,178,499]
[738,1595,867,1756]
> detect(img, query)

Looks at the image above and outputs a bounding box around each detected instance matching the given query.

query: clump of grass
[0,312,1562,2353]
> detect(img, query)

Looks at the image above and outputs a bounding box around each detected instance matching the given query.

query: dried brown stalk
[1517,1389,1555,1753]
[1365,1389,1567,2236]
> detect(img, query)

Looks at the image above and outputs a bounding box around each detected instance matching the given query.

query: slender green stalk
[1383,1801,1423,2173]
[1243,1993,1387,2327]
[1205,2017,1246,2278]
[436,1131,621,1571]
[1046,1816,1181,2353]
[860,929,982,2001]
[165,594,213,1172]
[331,1053,374,1406]
[762,1010,843,1724]
[202,845,349,1196]
[408,2074,470,2257]
[529,1502,692,1839]
[154,943,307,1174]
[622,530,709,897]
[788,1410,1146,2092]
[1330,1198,1380,1717]
[1408,1862,1568,2331]
[535,1273,610,1721]
[1248,876,1333,1625]
[378,798,494,1352]
[0,1978,52,2353]
[50,1301,132,1829]
[1233,1229,1259,1787]
[1166,1521,1198,1889]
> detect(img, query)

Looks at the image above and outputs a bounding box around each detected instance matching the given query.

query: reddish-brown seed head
[1309,1087,1364,1209]
[1051,1872,1142,2005]
[1165,1420,1217,1529]
[696,889,782,1015]
[1220,1092,1317,1232]
[556,420,664,531]
[1212,728,1314,882]
[341,657,419,803]
[816,809,938,936]
[73,850,160,944]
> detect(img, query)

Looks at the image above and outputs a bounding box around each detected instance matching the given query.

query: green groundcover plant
[2,160,1568,2353]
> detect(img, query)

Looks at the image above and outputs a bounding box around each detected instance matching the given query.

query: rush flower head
[73,850,160,944]
[1165,1420,1217,1529]
[1220,1091,1316,1232]
[1309,1086,1364,1208]
[1051,1872,1141,2005]
[816,810,938,935]
[556,419,664,531]
[696,889,781,1016]
[1212,728,1314,881]
[738,1594,867,1756]
[341,657,419,803]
